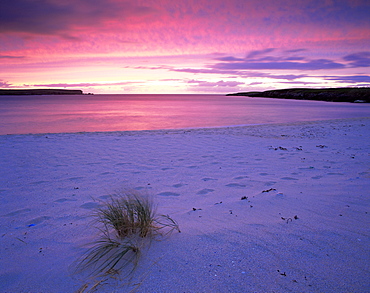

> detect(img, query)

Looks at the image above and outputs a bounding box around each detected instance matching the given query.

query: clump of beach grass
[75,189,180,277]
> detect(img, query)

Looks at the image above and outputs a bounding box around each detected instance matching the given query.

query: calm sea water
[0,94,369,135]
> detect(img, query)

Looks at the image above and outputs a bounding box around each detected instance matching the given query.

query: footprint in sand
[80,202,101,209]
[26,216,51,226]
[115,162,132,166]
[134,186,152,190]
[358,172,370,179]
[100,172,114,175]
[298,167,315,170]
[157,192,180,196]
[234,176,249,180]
[54,198,77,203]
[187,165,198,169]
[197,188,214,195]
[172,183,186,188]
[281,177,299,180]
[4,208,31,217]
[68,176,84,181]
[202,177,218,182]
[226,183,247,188]
[55,164,68,167]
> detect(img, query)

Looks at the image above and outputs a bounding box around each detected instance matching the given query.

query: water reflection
[0,94,369,135]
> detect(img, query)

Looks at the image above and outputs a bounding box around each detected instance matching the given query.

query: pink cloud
[187,79,244,88]
[0,80,13,88]
[343,52,370,67]
[30,81,143,88]
[1,0,368,57]
[325,75,370,83]
[1,0,369,92]
[0,0,156,38]
[0,55,25,59]
[211,49,370,71]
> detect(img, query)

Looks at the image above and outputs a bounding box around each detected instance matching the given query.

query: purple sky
[1,0,369,93]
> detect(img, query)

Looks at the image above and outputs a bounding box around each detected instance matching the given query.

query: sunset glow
[1,0,369,93]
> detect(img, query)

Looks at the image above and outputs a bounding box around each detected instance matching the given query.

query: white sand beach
[1,118,369,293]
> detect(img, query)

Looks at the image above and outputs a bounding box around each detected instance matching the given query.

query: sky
[1,0,369,94]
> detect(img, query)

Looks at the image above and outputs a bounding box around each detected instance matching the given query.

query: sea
[0,94,369,135]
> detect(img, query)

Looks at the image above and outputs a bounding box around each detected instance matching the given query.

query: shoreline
[1,118,369,292]
[2,116,369,137]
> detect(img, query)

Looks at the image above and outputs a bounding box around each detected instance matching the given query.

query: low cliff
[227,88,370,103]
[0,89,84,95]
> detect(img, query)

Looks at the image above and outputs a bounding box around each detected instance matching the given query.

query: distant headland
[226,87,370,103]
[0,89,84,95]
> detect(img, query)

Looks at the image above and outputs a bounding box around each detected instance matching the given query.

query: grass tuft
[75,189,180,277]
[77,233,141,277]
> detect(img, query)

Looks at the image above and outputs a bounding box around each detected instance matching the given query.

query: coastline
[227,87,370,103]
[1,118,369,292]
[0,89,84,95]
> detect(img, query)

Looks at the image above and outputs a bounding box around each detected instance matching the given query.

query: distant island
[0,89,84,95]
[226,87,370,103]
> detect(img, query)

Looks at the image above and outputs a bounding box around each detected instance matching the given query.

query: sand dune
[1,118,369,292]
